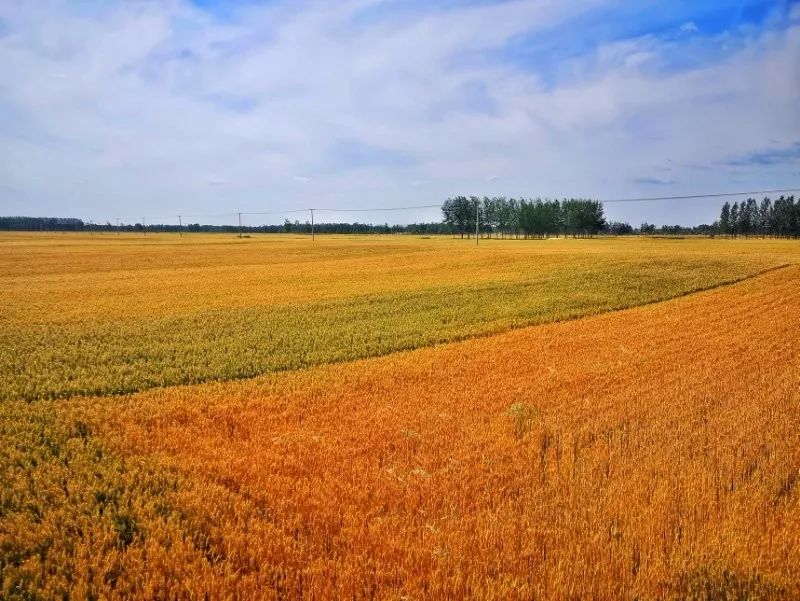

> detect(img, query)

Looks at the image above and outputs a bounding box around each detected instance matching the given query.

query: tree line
[441,196,606,238]
[0,216,85,231]
[2,194,797,238]
[278,220,453,235]
[718,196,798,238]
[0,216,451,235]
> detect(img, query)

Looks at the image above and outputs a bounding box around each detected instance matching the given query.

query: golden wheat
[2,264,795,599]
[2,234,796,401]
[2,234,799,599]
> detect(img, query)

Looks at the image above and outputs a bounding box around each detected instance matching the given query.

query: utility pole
[178,215,182,238]
[310,208,315,241]
[143,217,146,237]
[238,212,242,238]
[116,218,120,236]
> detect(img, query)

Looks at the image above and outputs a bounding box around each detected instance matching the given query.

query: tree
[561,199,605,238]
[494,197,511,238]
[606,221,634,235]
[507,197,520,238]
[481,196,504,238]
[730,202,740,238]
[758,198,772,237]
[719,202,731,236]
[442,196,473,238]
[741,198,758,238]
[713,195,797,239]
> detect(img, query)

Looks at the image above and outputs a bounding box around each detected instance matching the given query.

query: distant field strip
[0,252,788,401]
[6,235,798,324]
[12,263,795,600]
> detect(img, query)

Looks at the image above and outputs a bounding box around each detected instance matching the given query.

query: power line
[180,212,238,219]
[601,187,800,203]
[241,209,310,216]
[239,204,441,216]
[250,189,800,213]
[313,204,442,212]
[76,186,799,226]
[96,211,235,222]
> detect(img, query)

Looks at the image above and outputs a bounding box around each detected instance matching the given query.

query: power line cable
[79,186,800,224]
[245,189,800,214]
[179,212,238,219]
[313,204,442,212]
[601,187,800,203]
[241,209,312,216]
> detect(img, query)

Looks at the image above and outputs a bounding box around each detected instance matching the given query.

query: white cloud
[0,0,798,226]
[680,21,698,33]
[623,51,654,67]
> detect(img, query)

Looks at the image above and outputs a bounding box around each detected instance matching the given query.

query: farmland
[1,233,799,600]
[2,234,798,402]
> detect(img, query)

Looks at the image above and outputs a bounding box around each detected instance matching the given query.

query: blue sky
[1,0,798,226]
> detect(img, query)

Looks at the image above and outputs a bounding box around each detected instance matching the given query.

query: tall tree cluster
[718,196,798,238]
[442,196,605,239]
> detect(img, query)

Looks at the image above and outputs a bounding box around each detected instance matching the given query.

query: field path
[68,264,800,599]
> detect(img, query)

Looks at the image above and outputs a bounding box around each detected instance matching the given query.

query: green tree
[719,202,731,236]
[758,198,772,237]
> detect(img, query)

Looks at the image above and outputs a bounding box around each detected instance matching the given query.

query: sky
[1,0,799,227]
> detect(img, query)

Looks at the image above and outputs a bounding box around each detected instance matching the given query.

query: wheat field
[1,233,799,600]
